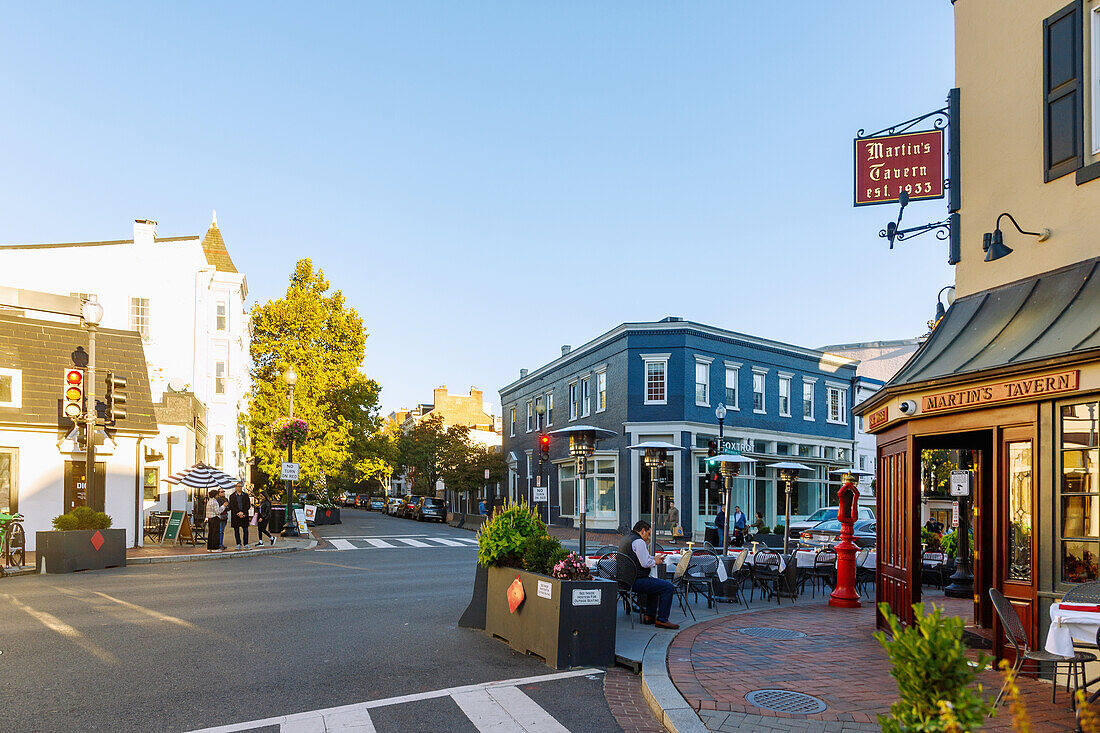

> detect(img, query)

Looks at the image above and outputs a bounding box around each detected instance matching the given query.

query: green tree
[248,259,384,489]
[396,414,507,497]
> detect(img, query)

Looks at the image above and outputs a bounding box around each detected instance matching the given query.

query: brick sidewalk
[603,667,666,733]
[668,600,1077,732]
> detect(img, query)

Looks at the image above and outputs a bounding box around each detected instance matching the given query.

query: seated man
[618,520,679,629]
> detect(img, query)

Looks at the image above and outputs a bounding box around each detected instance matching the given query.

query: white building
[0,216,250,515]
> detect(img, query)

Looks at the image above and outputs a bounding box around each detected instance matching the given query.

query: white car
[788,506,876,535]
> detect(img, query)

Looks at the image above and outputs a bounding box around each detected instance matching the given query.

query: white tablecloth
[1045,604,1100,656]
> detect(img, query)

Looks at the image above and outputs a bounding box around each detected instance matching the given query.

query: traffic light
[707,440,718,458]
[63,368,84,420]
[104,371,127,422]
[706,440,720,487]
[538,434,550,463]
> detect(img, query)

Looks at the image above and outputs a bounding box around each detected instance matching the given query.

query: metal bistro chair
[751,550,782,604]
[989,588,1095,707]
[854,548,873,595]
[723,550,749,606]
[684,553,721,615]
[592,545,618,559]
[801,549,837,599]
[596,553,642,628]
[921,550,948,589]
[670,551,696,621]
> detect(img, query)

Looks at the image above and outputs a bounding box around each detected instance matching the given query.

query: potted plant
[36,507,126,574]
[476,502,617,669]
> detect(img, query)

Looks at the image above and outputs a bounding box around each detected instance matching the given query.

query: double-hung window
[526,401,533,432]
[1060,401,1100,582]
[803,377,817,420]
[0,369,21,408]
[130,297,150,340]
[695,356,713,406]
[215,362,226,395]
[642,354,670,405]
[826,384,848,424]
[724,361,740,410]
[509,407,516,436]
[569,382,578,420]
[596,370,607,412]
[778,373,792,417]
[580,377,591,417]
[545,392,554,426]
[216,302,228,332]
[752,368,767,414]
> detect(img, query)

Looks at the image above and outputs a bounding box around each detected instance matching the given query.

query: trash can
[704,524,719,547]
[269,506,287,534]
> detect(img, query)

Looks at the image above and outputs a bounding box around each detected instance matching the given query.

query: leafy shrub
[52,506,113,531]
[875,602,993,731]
[476,502,546,568]
[772,524,785,537]
[940,529,973,559]
[921,527,943,551]
[552,552,592,581]
[522,534,568,576]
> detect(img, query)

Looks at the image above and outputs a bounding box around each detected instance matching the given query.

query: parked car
[789,506,876,535]
[385,497,403,515]
[355,494,372,508]
[340,493,357,507]
[401,495,418,518]
[415,496,446,522]
[798,518,878,550]
[369,497,386,511]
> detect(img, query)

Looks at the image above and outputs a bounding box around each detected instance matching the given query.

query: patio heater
[709,454,757,556]
[828,467,874,609]
[548,425,616,558]
[628,441,686,557]
[769,461,812,554]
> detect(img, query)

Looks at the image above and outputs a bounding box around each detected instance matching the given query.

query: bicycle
[0,511,26,572]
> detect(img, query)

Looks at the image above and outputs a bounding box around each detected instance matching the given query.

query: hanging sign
[949,470,970,497]
[854,129,944,206]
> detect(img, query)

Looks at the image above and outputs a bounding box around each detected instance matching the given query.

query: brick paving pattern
[603,666,665,733]
[667,600,1077,732]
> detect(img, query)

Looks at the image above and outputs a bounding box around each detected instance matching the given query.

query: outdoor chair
[1061,583,1100,604]
[723,550,749,605]
[921,551,948,589]
[700,542,719,556]
[684,553,721,615]
[801,549,837,599]
[592,545,618,559]
[854,548,873,595]
[750,551,782,604]
[989,588,1095,708]
[596,553,642,628]
[670,551,695,621]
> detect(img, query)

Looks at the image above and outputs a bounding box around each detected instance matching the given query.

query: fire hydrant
[829,471,862,608]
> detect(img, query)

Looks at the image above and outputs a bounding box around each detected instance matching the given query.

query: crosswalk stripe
[454,537,479,545]
[394,538,431,548]
[452,686,568,733]
[329,539,357,550]
[363,539,397,548]
[431,538,466,547]
[485,686,570,733]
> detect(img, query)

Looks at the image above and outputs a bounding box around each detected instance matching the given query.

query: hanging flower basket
[271,417,309,448]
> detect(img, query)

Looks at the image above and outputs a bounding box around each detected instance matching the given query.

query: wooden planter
[485,566,617,669]
[35,529,126,574]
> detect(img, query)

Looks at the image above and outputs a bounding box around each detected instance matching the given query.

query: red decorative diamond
[90,530,105,551]
[325,510,331,517]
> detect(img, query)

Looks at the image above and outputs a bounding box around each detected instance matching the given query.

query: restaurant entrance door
[641,461,674,533]
[65,460,105,513]
[995,427,1038,663]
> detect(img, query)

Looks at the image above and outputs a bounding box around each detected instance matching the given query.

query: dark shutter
[1044,1,1084,182]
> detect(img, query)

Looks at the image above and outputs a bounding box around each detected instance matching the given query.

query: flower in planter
[270,417,310,449]
[551,552,592,581]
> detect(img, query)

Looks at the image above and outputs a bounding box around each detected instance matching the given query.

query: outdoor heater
[548,425,616,558]
[708,453,757,556]
[628,441,686,557]
[769,461,812,554]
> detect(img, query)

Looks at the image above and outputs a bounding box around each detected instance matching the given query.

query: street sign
[533,485,548,502]
[280,462,299,481]
[949,470,970,497]
[951,501,959,528]
[484,469,490,480]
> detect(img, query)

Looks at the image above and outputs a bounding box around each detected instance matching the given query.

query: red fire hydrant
[829,471,862,608]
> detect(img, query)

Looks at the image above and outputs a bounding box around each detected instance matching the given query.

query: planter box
[310,507,341,525]
[35,529,126,574]
[485,566,617,669]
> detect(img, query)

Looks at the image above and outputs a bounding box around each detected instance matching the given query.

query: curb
[3,537,317,576]
[640,603,783,733]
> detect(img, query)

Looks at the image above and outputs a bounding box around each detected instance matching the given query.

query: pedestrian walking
[228,484,252,550]
[216,488,228,550]
[666,500,680,543]
[714,506,726,548]
[733,505,747,546]
[205,489,226,552]
[751,511,766,534]
[254,491,277,547]
[618,520,678,629]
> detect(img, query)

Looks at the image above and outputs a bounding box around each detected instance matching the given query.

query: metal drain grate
[745,689,827,714]
[737,627,807,640]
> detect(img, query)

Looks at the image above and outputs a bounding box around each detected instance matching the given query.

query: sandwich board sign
[294,507,309,535]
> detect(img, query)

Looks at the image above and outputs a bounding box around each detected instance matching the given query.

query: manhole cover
[745,689,827,714]
[737,627,807,640]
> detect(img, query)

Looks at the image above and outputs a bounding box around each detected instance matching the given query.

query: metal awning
[859,256,1100,412]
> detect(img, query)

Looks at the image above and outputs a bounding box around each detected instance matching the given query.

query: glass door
[998,429,1037,660]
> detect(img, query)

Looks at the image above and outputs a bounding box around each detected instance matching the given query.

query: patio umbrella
[164,462,241,505]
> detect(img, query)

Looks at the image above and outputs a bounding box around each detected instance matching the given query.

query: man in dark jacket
[618,520,678,629]
[228,485,252,550]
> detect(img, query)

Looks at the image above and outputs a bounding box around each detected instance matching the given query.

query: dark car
[401,495,418,518]
[369,497,386,511]
[798,518,878,550]
[355,494,372,509]
[341,493,358,507]
[415,496,446,522]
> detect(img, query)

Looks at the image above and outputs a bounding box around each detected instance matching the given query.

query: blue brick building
[499,317,859,539]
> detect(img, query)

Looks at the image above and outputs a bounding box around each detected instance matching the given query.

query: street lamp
[628,441,686,557]
[708,454,757,555]
[769,461,811,554]
[80,296,104,511]
[281,367,299,537]
[828,467,874,608]
[547,425,616,558]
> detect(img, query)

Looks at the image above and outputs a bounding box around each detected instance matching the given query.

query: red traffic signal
[538,434,550,461]
[63,369,84,419]
[707,440,718,458]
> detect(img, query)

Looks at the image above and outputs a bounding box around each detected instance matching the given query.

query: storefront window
[557,460,616,518]
[1061,402,1100,583]
[143,467,159,502]
[696,456,720,519]
[0,450,15,512]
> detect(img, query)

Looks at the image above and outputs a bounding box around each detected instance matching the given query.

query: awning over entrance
[870,256,1100,403]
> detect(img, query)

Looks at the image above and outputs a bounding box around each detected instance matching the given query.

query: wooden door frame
[994,426,1039,661]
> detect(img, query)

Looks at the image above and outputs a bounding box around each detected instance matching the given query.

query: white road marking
[486,685,570,732]
[2,594,118,665]
[430,538,466,546]
[322,535,429,539]
[91,591,196,629]
[362,539,397,549]
[184,668,602,733]
[453,686,569,732]
[329,539,357,550]
[393,538,431,548]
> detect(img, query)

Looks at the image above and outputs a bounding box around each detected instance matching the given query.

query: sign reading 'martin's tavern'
[922,370,1079,414]
[854,129,944,206]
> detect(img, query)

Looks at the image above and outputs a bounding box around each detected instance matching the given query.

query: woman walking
[205,488,226,552]
[254,491,277,547]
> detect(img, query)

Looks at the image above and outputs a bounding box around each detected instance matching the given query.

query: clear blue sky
[0,2,955,415]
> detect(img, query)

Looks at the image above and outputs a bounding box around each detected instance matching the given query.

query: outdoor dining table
[1045,601,1100,657]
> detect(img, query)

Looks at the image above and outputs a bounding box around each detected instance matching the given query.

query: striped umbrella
[163,462,241,491]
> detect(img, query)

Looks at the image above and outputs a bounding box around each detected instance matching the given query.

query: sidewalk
[5,532,314,576]
[648,599,1077,732]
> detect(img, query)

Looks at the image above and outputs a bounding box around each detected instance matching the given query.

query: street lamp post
[281,367,299,537]
[80,297,104,511]
[709,454,756,556]
[534,401,547,519]
[769,462,812,554]
[715,403,727,552]
[547,425,616,559]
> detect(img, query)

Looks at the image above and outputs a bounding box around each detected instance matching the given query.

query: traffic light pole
[84,324,97,511]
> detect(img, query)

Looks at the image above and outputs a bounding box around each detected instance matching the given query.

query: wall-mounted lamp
[934,285,956,322]
[983,213,1050,262]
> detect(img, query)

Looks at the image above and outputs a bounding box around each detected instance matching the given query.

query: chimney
[561,345,571,356]
[133,219,157,246]
[520,369,528,379]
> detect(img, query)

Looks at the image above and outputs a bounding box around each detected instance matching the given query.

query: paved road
[0,509,623,732]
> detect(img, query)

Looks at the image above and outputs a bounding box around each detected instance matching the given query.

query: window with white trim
[0,448,17,513]
[0,369,21,408]
[778,375,791,417]
[695,359,710,406]
[509,407,516,436]
[526,401,533,432]
[827,386,848,424]
[215,435,224,469]
[596,370,607,412]
[724,363,740,409]
[580,377,591,417]
[803,378,817,420]
[215,362,226,395]
[642,355,669,405]
[752,370,766,413]
[130,297,150,340]
[216,301,227,332]
[569,382,578,420]
[545,392,553,426]
[534,397,543,430]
